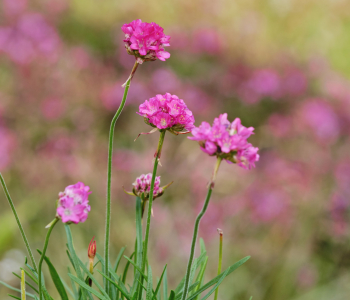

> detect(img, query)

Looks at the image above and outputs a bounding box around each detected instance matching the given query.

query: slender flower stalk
[139,130,166,298]
[214,229,223,300]
[104,61,139,289]
[181,157,222,300]
[38,217,59,300]
[21,270,26,300]
[0,173,38,273]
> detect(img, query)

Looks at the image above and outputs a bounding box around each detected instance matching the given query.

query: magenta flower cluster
[122,19,170,62]
[138,93,195,132]
[133,173,162,199]
[189,113,259,169]
[56,182,91,224]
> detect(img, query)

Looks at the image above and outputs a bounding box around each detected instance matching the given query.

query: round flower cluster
[132,173,163,199]
[138,93,195,133]
[56,182,91,224]
[122,19,170,62]
[189,113,260,169]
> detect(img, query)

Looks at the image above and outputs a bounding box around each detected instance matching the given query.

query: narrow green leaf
[124,255,147,281]
[193,257,208,300]
[37,250,69,300]
[114,247,126,272]
[20,268,37,284]
[132,197,143,297]
[163,269,168,300]
[146,266,153,300]
[76,256,111,299]
[199,239,206,254]
[98,270,131,300]
[0,281,35,298]
[168,290,175,300]
[68,274,109,300]
[68,267,78,298]
[154,265,167,298]
[122,251,135,299]
[12,272,39,293]
[187,256,250,300]
[60,276,75,298]
[64,225,87,300]
[8,294,21,300]
[200,269,229,300]
[249,297,253,300]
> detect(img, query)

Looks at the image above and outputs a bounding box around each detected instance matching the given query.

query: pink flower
[56,182,91,224]
[189,113,259,169]
[138,93,195,133]
[122,19,170,63]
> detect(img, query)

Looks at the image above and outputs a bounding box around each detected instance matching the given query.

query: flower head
[122,19,170,63]
[124,173,172,201]
[189,113,259,169]
[56,182,91,224]
[138,93,195,134]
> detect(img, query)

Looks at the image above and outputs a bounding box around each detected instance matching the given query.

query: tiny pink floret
[189,113,259,169]
[133,173,162,198]
[57,182,91,224]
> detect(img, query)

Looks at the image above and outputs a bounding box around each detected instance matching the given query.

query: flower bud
[88,236,96,260]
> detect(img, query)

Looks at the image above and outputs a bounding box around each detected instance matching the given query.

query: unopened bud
[88,236,96,259]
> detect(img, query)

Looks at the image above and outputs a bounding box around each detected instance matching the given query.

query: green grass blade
[124,255,147,281]
[0,174,38,273]
[163,269,168,300]
[193,257,208,300]
[187,256,250,300]
[154,265,167,298]
[98,270,131,300]
[168,290,175,300]
[8,295,21,300]
[114,247,127,272]
[68,274,109,300]
[12,272,39,294]
[37,250,69,300]
[132,197,143,297]
[64,225,87,300]
[199,239,206,254]
[146,266,153,300]
[0,281,35,298]
[122,252,135,299]
[68,267,78,298]
[200,269,229,300]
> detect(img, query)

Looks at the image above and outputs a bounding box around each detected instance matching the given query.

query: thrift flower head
[124,173,172,201]
[138,93,195,134]
[189,113,259,169]
[122,19,170,63]
[56,182,91,224]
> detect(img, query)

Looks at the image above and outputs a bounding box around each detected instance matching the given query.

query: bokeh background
[1,0,350,299]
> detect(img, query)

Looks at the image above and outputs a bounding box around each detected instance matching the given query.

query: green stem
[0,173,38,273]
[38,217,59,300]
[104,61,139,290]
[181,157,222,300]
[139,130,166,299]
[21,270,26,300]
[214,229,223,300]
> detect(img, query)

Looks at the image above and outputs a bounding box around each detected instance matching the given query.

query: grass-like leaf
[146,266,153,300]
[37,250,69,300]
[98,270,131,300]
[64,225,87,300]
[114,247,126,272]
[68,274,109,300]
[192,257,208,300]
[200,269,229,300]
[132,197,143,297]
[12,272,39,294]
[154,264,167,299]
[8,294,21,300]
[187,256,250,300]
[163,269,168,300]
[169,290,175,300]
[0,281,35,299]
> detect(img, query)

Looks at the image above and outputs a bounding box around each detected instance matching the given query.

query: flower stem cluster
[122,19,171,63]
[189,113,259,169]
[56,182,91,224]
[138,93,195,135]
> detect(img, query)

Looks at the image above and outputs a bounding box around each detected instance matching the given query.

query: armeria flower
[122,19,170,63]
[189,113,259,169]
[56,182,91,224]
[137,93,195,135]
[123,173,173,201]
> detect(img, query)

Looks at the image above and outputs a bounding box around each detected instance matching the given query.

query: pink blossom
[122,19,170,63]
[56,182,91,224]
[133,173,161,198]
[138,93,195,132]
[189,113,259,169]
